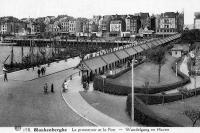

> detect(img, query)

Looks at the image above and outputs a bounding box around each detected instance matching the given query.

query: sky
[0,0,199,25]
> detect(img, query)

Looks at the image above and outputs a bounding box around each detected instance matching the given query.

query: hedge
[135,87,200,105]
[93,57,190,95]
[126,94,181,126]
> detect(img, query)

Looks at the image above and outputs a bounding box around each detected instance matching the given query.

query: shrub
[126,94,181,126]
[135,88,200,105]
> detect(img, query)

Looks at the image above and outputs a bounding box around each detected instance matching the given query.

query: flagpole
[131,57,135,122]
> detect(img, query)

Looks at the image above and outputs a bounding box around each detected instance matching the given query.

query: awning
[156,40,162,45]
[133,45,144,53]
[165,37,171,42]
[171,35,176,40]
[101,52,119,64]
[168,36,173,41]
[151,41,159,46]
[83,57,107,71]
[114,49,129,59]
[162,38,168,43]
[140,44,149,50]
[124,47,137,55]
[159,39,165,44]
[146,42,155,48]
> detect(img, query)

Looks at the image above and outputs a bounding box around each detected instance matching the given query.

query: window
[164,19,169,23]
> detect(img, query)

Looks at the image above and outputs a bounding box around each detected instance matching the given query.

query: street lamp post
[176,62,178,77]
[131,58,135,122]
[195,68,197,96]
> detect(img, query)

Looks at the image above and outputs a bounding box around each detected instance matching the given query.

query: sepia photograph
[0,0,200,132]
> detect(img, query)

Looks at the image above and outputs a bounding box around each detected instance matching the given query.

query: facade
[92,15,101,25]
[0,21,27,35]
[0,22,12,34]
[45,23,54,33]
[98,15,112,37]
[89,20,98,33]
[194,12,200,29]
[156,12,184,36]
[177,12,184,32]
[68,19,76,34]
[60,18,76,34]
[125,15,132,32]
[110,20,123,36]
[60,18,69,34]
[110,15,125,37]
[132,16,141,34]
[52,21,61,34]
[171,44,189,58]
[83,21,89,34]
[75,19,83,33]
[136,12,150,29]
[150,16,156,32]
[14,22,27,36]
[110,20,122,32]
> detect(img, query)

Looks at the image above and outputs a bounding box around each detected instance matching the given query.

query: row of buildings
[0,12,184,38]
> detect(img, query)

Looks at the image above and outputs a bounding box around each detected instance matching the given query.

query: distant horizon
[0,0,199,25]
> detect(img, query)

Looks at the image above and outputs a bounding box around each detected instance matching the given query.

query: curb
[60,75,99,127]
[27,67,76,82]
[2,67,76,82]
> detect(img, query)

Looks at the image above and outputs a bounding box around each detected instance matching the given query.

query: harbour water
[0,46,56,74]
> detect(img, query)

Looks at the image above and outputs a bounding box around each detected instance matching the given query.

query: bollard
[70,75,72,80]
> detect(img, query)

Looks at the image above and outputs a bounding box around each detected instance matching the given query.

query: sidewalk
[180,55,200,89]
[62,75,128,127]
[1,57,80,81]
[166,55,200,94]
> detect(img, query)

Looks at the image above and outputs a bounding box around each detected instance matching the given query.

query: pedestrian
[37,69,41,77]
[41,67,44,75]
[43,83,48,94]
[4,72,8,82]
[51,83,54,93]
[62,80,66,92]
[43,67,46,75]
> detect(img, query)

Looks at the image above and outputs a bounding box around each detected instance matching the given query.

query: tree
[161,91,166,104]
[177,87,190,101]
[184,108,200,127]
[143,80,150,104]
[147,47,166,83]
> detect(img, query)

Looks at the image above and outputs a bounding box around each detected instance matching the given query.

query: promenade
[0,57,93,126]
[62,75,128,127]
[1,57,80,81]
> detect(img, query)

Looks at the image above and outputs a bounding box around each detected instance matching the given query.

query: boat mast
[21,41,24,63]
[10,45,14,67]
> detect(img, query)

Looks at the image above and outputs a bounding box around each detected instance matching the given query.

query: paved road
[0,68,93,126]
[62,76,130,127]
